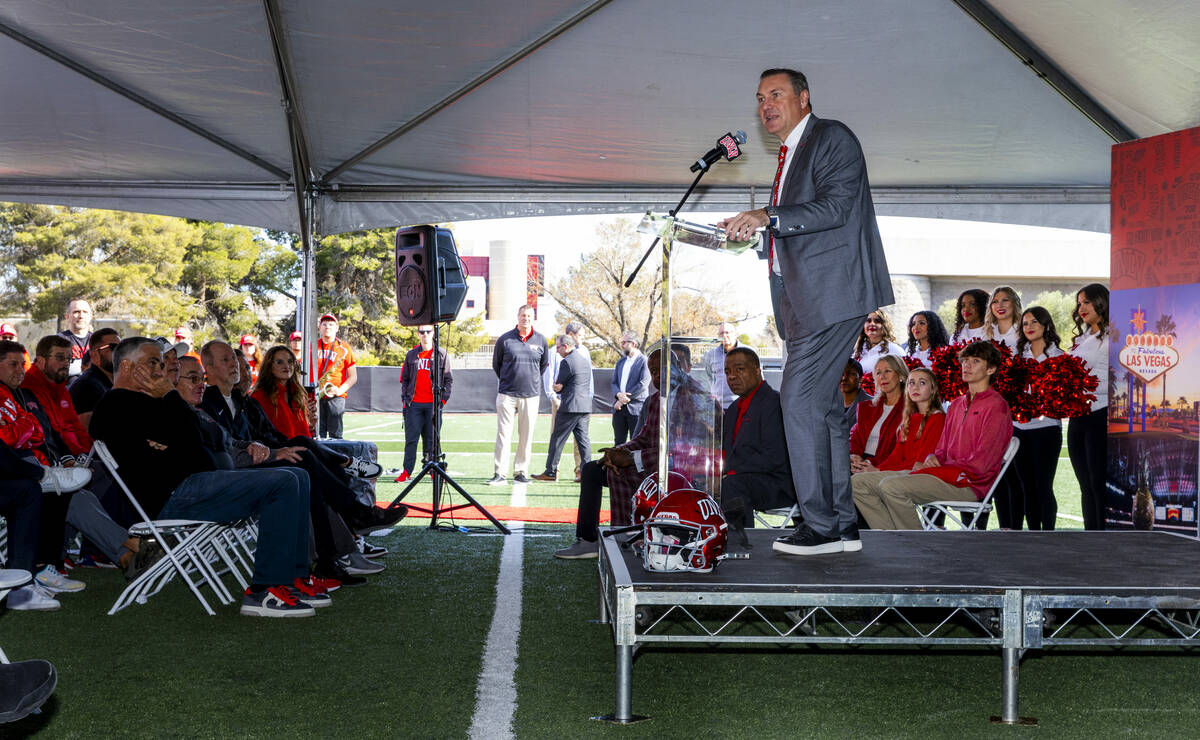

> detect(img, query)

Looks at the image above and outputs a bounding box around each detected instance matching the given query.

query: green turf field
[7,413,1194,738]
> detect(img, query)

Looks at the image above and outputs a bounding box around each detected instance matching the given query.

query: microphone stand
[624,166,710,288]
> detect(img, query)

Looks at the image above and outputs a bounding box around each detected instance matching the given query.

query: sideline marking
[468,483,526,740]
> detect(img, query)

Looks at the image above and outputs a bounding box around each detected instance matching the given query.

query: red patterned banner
[526,255,542,315]
[1111,127,1200,290]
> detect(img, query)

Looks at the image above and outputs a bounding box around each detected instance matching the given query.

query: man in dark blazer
[720,68,893,555]
[719,348,794,539]
[610,331,649,445]
[533,334,592,481]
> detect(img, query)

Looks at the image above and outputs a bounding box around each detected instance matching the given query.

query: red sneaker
[306,574,341,593]
[394,470,411,483]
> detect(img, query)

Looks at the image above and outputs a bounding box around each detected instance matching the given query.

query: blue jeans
[160,468,310,587]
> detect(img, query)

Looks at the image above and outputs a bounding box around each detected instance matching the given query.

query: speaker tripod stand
[386,324,510,535]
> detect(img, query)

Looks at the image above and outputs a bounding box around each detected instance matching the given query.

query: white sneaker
[35,564,86,594]
[7,584,62,611]
[346,456,382,479]
[40,465,92,494]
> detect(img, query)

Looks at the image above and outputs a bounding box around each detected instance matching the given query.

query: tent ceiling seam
[951,0,1135,143]
[0,19,292,180]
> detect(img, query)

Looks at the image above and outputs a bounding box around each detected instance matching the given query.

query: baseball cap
[319,313,338,323]
[240,334,257,346]
[288,331,303,341]
[0,322,16,338]
[174,328,188,340]
[155,336,189,357]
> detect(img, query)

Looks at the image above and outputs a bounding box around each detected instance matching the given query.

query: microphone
[690,130,748,172]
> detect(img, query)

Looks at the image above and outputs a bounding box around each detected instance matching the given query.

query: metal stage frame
[595,529,1200,725]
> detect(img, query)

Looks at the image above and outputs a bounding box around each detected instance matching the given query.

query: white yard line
[468,482,526,740]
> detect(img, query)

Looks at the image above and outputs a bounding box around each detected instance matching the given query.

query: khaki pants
[548,396,583,477]
[852,470,977,530]
[494,393,540,477]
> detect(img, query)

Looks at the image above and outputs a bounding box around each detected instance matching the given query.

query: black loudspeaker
[394,225,468,325]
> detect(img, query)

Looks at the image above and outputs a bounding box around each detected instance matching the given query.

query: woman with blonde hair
[983,286,1021,349]
[849,355,909,471]
[851,367,946,475]
[852,309,904,375]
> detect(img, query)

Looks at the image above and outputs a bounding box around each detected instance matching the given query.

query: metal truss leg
[992,589,1037,725]
[592,644,648,724]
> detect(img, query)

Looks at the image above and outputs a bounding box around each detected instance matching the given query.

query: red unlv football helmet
[642,488,728,573]
[632,471,692,525]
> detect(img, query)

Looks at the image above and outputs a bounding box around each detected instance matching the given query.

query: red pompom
[1030,354,1099,419]
[902,356,925,371]
[929,342,969,401]
[860,372,875,397]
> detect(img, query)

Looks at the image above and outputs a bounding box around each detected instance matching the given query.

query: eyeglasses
[417,329,433,335]
[46,353,73,362]
[178,373,205,384]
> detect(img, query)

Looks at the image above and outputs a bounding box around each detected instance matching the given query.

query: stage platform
[595,529,1200,725]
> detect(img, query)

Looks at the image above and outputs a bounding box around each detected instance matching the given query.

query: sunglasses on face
[418,329,433,335]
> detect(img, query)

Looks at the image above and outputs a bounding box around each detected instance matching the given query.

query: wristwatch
[763,205,779,232]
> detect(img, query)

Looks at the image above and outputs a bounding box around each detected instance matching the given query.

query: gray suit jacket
[771,115,893,339]
[555,348,594,414]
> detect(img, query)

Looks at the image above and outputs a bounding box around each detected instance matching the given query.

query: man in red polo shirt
[395,324,452,482]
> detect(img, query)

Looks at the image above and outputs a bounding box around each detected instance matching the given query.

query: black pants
[544,411,590,476]
[1007,425,1063,530]
[0,478,42,573]
[403,403,437,473]
[574,460,609,542]
[612,407,638,446]
[721,472,796,531]
[1068,407,1108,530]
[319,396,346,439]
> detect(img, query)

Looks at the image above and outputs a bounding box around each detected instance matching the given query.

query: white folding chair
[917,437,1020,531]
[754,503,800,529]
[89,441,252,615]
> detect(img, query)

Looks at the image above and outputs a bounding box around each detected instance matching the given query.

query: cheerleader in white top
[1067,283,1110,530]
[950,288,989,344]
[852,309,905,376]
[1000,307,1066,530]
[903,310,950,368]
[983,285,1022,350]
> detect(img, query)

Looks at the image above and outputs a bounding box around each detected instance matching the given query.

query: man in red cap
[239,334,262,384]
[0,323,30,371]
[314,314,357,439]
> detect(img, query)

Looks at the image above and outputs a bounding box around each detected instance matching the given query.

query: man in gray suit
[720,68,893,555]
[533,335,592,482]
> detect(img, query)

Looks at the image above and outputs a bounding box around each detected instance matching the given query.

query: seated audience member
[554,348,673,559]
[0,323,31,370]
[852,368,946,476]
[231,343,380,479]
[841,359,870,428]
[397,324,452,483]
[852,309,904,375]
[21,336,93,458]
[176,356,384,583]
[719,348,795,537]
[950,289,989,343]
[67,328,120,428]
[849,355,908,469]
[851,341,1013,530]
[4,339,157,594]
[904,310,950,368]
[1,441,53,611]
[89,336,324,618]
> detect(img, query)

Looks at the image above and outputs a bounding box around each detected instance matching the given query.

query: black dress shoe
[346,503,409,535]
[772,524,844,555]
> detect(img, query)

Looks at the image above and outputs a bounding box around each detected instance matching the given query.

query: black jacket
[492,327,548,398]
[201,385,288,448]
[400,346,452,406]
[722,382,790,481]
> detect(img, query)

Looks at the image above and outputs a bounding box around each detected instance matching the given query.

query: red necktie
[768,144,787,272]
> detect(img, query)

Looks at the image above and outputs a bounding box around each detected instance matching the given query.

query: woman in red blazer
[250,345,313,439]
[849,355,908,467]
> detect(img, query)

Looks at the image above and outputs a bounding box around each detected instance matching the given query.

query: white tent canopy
[3,0,1197,240]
